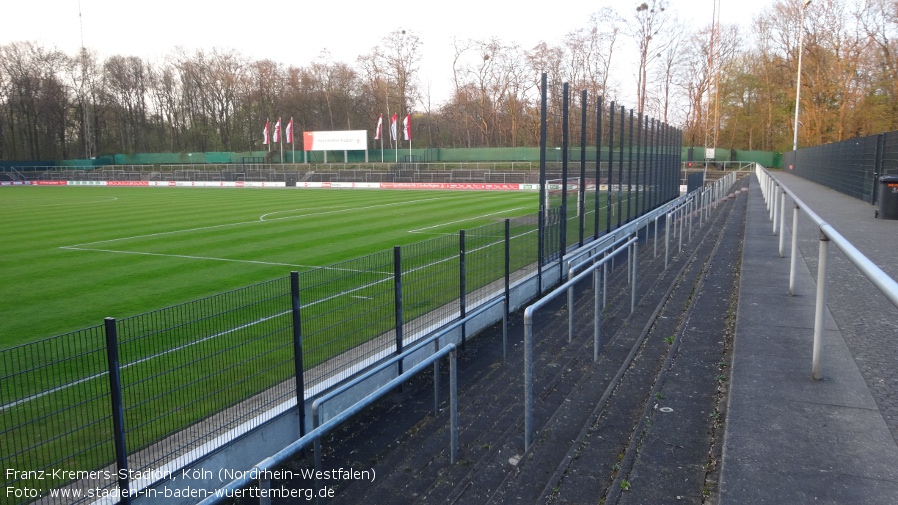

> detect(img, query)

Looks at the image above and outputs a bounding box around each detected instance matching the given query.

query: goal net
[544,177,598,216]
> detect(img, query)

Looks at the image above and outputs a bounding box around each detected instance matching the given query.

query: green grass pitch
[0,186,540,350]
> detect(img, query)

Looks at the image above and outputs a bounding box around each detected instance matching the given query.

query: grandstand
[5,163,569,185]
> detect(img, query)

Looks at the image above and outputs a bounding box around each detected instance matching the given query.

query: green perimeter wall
[3,147,782,169]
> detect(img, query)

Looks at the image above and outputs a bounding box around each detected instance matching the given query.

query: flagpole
[280,118,284,164]
[290,117,295,165]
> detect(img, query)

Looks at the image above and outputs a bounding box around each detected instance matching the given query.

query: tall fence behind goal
[537,76,682,265]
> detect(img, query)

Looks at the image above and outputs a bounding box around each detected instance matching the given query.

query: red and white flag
[286,118,294,144]
[262,120,270,145]
[374,114,383,140]
[403,114,411,141]
[390,113,398,141]
[273,118,281,143]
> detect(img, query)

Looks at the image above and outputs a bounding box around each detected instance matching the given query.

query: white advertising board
[302,130,368,151]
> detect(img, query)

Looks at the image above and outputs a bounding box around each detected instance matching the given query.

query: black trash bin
[877,175,898,219]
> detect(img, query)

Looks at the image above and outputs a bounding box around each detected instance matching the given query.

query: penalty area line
[58,246,387,275]
[407,207,528,233]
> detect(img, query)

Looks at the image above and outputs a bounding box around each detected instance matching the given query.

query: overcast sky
[5,0,774,106]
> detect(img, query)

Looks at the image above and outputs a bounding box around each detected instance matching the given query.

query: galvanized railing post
[524,310,534,450]
[568,262,575,342]
[772,185,780,235]
[812,231,830,380]
[603,254,608,307]
[790,204,800,296]
[594,268,601,362]
[664,212,670,269]
[688,196,693,242]
[678,206,684,254]
[260,478,271,505]
[449,346,458,464]
[103,317,132,505]
[779,190,787,257]
[434,338,440,417]
[631,240,638,314]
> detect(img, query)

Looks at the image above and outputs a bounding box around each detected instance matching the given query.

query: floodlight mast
[79,0,96,159]
[792,0,812,151]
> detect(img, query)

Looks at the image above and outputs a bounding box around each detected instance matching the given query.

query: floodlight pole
[792,0,812,151]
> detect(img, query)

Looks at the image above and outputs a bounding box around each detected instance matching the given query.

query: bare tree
[563,7,623,101]
[629,0,672,116]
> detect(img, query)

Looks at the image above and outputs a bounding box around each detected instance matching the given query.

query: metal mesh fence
[401,234,462,340]
[465,221,510,308]
[114,276,295,474]
[1,82,685,502]
[298,250,396,386]
[785,131,898,203]
[1,326,117,502]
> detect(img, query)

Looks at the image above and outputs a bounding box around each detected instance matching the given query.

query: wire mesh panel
[790,138,877,200]
[400,234,462,340]
[1,326,117,502]
[464,220,508,307]
[298,250,396,386]
[114,276,294,473]
[508,214,541,286]
[542,207,563,263]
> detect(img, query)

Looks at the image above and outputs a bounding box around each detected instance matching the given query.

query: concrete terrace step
[262,178,749,505]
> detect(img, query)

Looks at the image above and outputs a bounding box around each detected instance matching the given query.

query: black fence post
[627,109,634,223]
[538,73,547,295]
[103,317,131,505]
[650,118,657,210]
[618,105,625,229]
[393,246,404,376]
[290,271,306,436]
[607,102,615,235]
[633,112,645,216]
[504,219,511,318]
[459,230,467,350]
[874,133,885,205]
[595,96,603,240]
[561,82,569,265]
[579,89,587,247]
[537,209,544,294]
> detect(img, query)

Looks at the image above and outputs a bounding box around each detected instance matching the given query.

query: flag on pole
[403,114,411,141]
[273,118,281,143]
[390,113,398,141]
[374,114,383,140]
[286,118,294,144]
[263,120,270,145]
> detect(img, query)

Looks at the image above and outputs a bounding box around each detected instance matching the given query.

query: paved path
[719,171,898,504]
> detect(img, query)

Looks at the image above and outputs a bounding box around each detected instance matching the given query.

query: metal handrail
[756,166,898,379]
[197,343,459,504]
[523,236,637,450]
[197,295,508,503]
[522,170,741,450]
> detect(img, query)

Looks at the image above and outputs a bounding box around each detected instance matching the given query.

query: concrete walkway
[719,171,898,504]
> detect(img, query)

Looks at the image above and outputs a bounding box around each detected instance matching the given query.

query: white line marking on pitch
[58,197,452,267]
[407,207,528,233]
[258,197,447,222]
[0,270,395,411]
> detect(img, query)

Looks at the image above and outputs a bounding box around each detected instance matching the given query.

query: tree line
[2,0,897,162]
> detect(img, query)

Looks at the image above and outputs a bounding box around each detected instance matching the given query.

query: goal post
[545,177,600,217]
